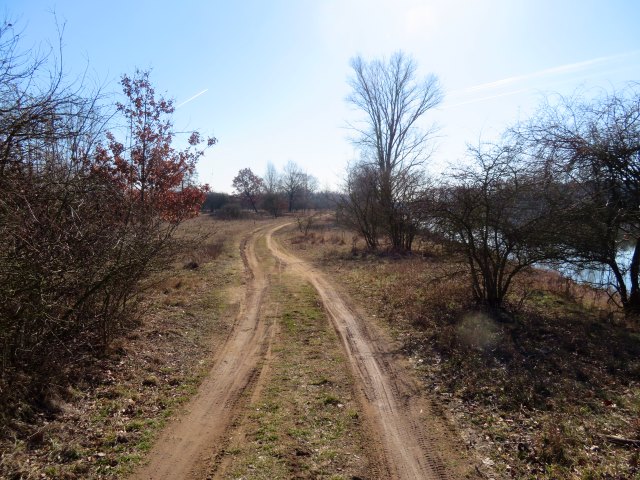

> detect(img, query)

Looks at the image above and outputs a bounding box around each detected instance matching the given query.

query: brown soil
[284,216,640,479]
[0,216,250,479]
[210,244,375,478]
[129,225,276,479]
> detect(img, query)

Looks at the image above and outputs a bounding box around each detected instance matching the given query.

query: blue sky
[5,1,640,192]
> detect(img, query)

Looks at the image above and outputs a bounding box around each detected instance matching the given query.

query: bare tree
[430,139,560,312]
[299,172,319,212]
[345,51,442,251]
[261,162,284,217]
[337,162,382,249]
[281,160,305,212]
[263,162,280,193]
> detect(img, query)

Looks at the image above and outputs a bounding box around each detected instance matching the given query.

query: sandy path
[266,223,466,480]
[130,226,274,480]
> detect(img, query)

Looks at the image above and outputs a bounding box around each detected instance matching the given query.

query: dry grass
[282,215,640,480]
[0,216,254,479]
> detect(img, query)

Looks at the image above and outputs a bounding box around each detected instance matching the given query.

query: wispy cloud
[443,51,640,109]
[176,88,209,108]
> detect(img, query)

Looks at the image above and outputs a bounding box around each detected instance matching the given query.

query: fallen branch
[604,435,640,447]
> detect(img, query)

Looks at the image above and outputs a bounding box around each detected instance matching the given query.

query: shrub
[218,203,243,219]
[0,29,212,407]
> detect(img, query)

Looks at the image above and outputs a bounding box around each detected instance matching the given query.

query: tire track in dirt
[130,226,275,480]
[208,300,280,479]
[266,223,474,480]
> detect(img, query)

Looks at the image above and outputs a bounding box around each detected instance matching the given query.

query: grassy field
[4,212,639,479]
[0,216,378,480]
[283,214,640,480]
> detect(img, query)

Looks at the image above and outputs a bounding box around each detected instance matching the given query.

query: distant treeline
[204,162,339,218]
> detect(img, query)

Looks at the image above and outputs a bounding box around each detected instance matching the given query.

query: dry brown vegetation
[0,31,214,438]
[285,214,640,480]
[0,216,250,479]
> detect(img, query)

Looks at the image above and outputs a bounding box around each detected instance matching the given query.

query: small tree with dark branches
[430,140,561,312]
[518,87,640,317]
[232,167,263,213]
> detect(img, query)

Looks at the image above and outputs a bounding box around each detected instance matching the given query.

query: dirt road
[131,221,475,479]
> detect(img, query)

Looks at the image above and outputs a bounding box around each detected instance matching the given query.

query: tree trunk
[625,238,640,317]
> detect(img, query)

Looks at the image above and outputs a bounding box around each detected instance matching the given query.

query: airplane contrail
[450,50,640,98]
[440,50,640,109]
[443,88,532,110]
[176,88,209,108]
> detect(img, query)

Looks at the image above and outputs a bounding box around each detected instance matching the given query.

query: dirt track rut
[131,221,473,479]
[266,224,456,480]
[130,227,273,480]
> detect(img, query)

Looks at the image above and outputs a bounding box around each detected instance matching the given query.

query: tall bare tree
[299,171,318,212]
[345,51,442,251]
[281,160,305,212]
[261,162,284,217]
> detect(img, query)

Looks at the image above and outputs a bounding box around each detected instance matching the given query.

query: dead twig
[604,435,640,447]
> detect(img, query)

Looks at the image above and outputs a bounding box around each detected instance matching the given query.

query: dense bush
[0,27,212,403]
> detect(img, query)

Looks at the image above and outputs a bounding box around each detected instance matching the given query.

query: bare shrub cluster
[0,26,212,406]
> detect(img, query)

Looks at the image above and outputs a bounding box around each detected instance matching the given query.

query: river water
[553,248,634,288]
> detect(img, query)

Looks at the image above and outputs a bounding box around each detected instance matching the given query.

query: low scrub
[0,216,244,479]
